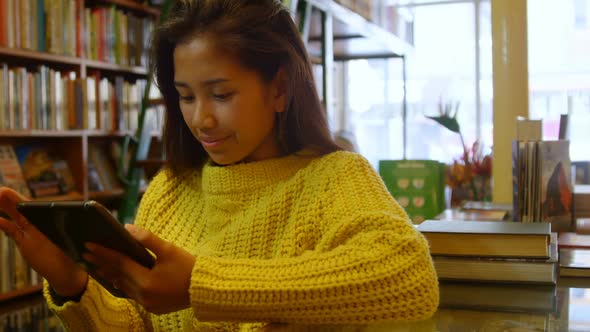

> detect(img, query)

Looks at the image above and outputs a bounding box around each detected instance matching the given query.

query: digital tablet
[16,200,155,298]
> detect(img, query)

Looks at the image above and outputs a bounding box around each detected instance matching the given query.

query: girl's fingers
[0,188,31,234]
[83,251,137,298]
[0,217,23,242]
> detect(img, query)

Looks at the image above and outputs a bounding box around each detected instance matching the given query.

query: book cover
[88,143,121,191]
[14,144,64,198]
[435,208,508,222]
[52,159,76,193]
[379,160,445,224]
[0,145,31,197]
[539,140,573,231]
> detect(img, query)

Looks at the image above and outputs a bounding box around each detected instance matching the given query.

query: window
[528,0,590,161]
[574,0,588,29]
[342,1,492,167]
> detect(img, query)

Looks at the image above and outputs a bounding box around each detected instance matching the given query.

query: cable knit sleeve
[189,153,439,324]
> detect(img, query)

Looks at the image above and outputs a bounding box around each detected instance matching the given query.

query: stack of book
[558,232,590,277]
[418,220,557,284]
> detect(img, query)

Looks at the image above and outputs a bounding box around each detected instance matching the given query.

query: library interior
[0,0,590,331]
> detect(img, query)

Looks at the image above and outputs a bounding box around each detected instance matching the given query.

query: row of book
[0,141,139,199]
[0,230,42,294]
[0,144,76,199]
[0,0,153,67]
[0,64,152,132]
[0,296,63,331]
[512,119,574,231]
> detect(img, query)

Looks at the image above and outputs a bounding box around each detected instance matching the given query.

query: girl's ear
[272,68,288,113]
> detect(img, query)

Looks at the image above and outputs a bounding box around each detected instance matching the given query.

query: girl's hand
[0,187,88,297]
[83,224,196,315]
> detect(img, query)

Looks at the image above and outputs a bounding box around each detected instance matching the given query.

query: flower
[426,98,493,203]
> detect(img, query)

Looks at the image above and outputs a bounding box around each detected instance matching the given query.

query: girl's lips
[200,136,229,149]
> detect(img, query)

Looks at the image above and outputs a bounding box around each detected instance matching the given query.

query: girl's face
[173,36,286,165]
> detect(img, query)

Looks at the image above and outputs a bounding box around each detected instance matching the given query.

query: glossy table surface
[257,277,590,332]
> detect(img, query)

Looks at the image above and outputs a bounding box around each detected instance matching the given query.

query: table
[258,277,590,332]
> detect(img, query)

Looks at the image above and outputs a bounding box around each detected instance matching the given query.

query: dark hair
[151,0,341,175]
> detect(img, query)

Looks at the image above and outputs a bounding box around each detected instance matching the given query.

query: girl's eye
[212,92,235,101]
[179,95,195,102]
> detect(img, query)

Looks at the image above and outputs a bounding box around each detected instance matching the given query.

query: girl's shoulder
[305,150,372,174]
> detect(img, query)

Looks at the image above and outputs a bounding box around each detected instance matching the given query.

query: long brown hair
[151,0,340,175]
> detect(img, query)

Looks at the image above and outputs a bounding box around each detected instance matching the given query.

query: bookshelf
[0,285,43,303]
[0,0,162,303]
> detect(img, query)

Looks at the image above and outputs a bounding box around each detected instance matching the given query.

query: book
[435,208,509,222]
[52,159,76,193]
[417,220,551,258]
[432,233,558,284]
[516,118,542,141]
[439,282,557,313]
[539,140,573,231]
[461,201,513,212]
[559,249,590,277]
[0,145,31,197]
[88,143,121,191]
[558,232,590,250]
[512,139,573,231]
[575,185,590,218]
[378,160,445,224]
[14,144,63,198]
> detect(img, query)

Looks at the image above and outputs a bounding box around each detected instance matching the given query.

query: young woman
[0,0,439,330]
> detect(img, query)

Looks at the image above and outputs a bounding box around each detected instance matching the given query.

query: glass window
[343,1,492,166]
[528,0,590,161]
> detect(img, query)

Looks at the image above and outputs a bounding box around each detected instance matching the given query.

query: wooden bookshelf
[95,0,161,16]
[83,59,149,76]
[0,0,163,304]
[0,47,83,66]
[0,285,43,303]
[89,188,125,200]
[0,48,149,77]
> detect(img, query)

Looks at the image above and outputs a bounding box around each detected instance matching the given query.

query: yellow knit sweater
[43,151,439,331]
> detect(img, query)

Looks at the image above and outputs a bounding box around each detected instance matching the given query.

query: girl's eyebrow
[174,78,229,88]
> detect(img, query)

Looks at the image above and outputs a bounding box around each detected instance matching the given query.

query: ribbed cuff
[48,283,85,306]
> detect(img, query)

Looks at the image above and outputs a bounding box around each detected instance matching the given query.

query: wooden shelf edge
[0,130,146,138]
[0,285,43,303]
[0,47,149,76]
[83,59,149,75]
[0,130,87,137]
[89,188,125,200]
[96,0,160,16]
[0,47,81,66]
[306,0,413,57]
[33,192,84,201]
